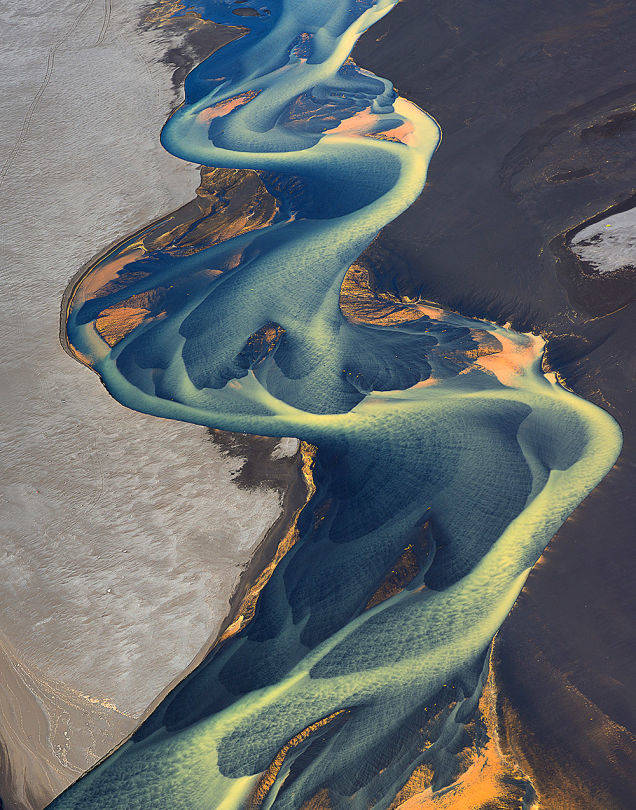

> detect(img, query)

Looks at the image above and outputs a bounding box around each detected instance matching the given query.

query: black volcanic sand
[139,9,246,99]
[352,1,635,806]
[206,431,309,643]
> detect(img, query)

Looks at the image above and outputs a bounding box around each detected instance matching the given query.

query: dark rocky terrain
[353,1,634,805]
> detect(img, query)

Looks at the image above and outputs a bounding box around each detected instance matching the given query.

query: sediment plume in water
[51,1,621,807]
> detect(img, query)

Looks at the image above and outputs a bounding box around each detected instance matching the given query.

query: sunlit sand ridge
[53,0,621,807]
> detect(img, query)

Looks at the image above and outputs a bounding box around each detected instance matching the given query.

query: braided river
[51,1,621,807]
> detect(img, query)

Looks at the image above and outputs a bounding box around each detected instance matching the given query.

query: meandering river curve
[52,0,621,807]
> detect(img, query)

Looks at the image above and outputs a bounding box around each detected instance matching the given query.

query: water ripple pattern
[53,0,621,807]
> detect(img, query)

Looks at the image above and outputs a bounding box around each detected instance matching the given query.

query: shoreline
[0,2,300,807]
[54,432,315,791]
[352,2,634,806]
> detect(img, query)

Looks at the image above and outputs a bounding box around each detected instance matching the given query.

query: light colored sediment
[0,1,292,806]
[0,632,131,810]
[570,206,635,274]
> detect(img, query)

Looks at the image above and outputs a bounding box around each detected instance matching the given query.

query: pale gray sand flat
[0,0,284,733]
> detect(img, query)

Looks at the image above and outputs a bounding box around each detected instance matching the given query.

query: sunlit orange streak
[74,249,145,304]
[218,442,317,644]
[390,658,539,810]
[197,91,260,123]
[375,120,416,145]
[324,106,376,136]
[475,332,543,387]
[95,306,152,346]
[248,710,349,808]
